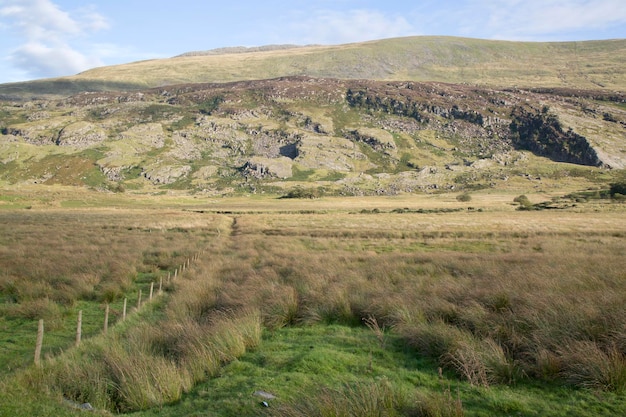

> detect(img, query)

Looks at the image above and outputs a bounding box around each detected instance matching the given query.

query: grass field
[0,190,625,416]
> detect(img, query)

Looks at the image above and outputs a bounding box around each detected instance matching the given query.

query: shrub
[610,182,626,198]
[513,194,532,209]
[456,192,472,202]
[197,96,224,115]
[281,187,319,199]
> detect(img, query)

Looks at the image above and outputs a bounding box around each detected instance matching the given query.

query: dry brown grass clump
[199,211,626,392]
[0,210,221,313]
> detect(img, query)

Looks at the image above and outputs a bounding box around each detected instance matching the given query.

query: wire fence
[33,252,203,366]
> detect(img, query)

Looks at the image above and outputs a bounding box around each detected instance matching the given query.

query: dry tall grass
[37,303,261,412]
[198,210,626,393]
[3,205,626,413]
[0,209,224,314]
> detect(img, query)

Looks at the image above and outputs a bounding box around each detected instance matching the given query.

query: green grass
[127,324,626,417]
[2,324,624,417]
[130,325,437,417]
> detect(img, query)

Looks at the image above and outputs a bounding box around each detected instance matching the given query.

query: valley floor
[0,188,625,416]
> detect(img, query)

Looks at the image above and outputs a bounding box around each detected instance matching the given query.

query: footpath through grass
[1,324,625,417]
[0,195,625,416]
[132,325,626,417]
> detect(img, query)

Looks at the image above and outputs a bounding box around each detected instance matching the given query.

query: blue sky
[0,0,625,83]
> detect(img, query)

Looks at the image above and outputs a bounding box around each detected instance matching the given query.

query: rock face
[57,122,107,147]
[509,105,604,167]
[243,156,294,179]
[343,128,397,156]
[119,123,165,149]
[143,164,192,184]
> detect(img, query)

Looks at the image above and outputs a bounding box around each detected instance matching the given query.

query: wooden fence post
[137,289,142,309]
[149,282,154,301]
[104,303,109,335]
[159,276,163,294]
[34,319,44,366]
[123,298,127,321]
[76,310,82,347]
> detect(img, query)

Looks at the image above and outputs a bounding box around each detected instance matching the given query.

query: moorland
[0,36,625,416]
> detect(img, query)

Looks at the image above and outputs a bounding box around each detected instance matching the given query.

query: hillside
[1,36,625,100]
[1,75,624,196]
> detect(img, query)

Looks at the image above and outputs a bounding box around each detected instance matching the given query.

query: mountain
[1,36,625,100]
[0,37,625,196]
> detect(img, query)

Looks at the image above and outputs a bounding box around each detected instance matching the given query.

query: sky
[0,0,625,84]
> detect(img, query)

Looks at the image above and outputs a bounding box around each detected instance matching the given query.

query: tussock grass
[275,379,414,417]
[1,202,626,415]
[444,338,523,387]
[0,209,225,376]
[559,342,626,393]
[27,301,262,412]
[413,386,465,417]
[200,209,626,395]
[102,338,189,411]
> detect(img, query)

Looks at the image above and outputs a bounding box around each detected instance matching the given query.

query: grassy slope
[2,76,624,193]
[1,36,625,99]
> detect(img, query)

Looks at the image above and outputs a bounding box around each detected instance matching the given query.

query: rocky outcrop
[250,129,301,159]
[56,122,107,147]
[100,166,121,181]
[242,156,293,179]
[0,76,623,192]
[7,122,61,145]
[119,123,166,149]
[142,164,192,184]
[509,105,604,167]
[343,128,397,155]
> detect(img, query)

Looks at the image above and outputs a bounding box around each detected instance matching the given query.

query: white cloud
[11,41,102,76]
[77,5,110,32]
[0,0,109,79]
[287,9,419,45]
[466,0,626,40]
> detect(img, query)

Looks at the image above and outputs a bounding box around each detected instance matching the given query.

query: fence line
[34,319,44,367]
[33,251,204,367]
[76,310,82,347]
